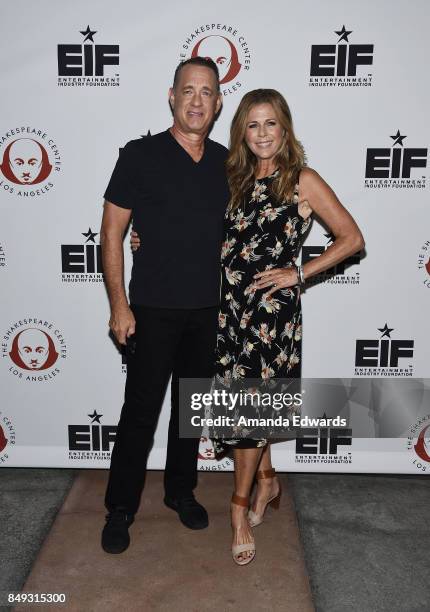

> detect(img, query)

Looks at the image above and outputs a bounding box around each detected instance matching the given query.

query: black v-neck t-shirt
[104,130,229,308]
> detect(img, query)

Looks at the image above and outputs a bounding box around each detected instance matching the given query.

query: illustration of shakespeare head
[0,426,7,453]
[0,138,52,185]
[192,35,241,84]
[415,424,430,463]
[198,436,215,460]
[9,328,58,370]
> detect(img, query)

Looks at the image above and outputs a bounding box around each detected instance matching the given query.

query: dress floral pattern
[211,169,313,456]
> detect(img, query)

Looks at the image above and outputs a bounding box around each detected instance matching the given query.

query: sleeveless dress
[210,169,313,456]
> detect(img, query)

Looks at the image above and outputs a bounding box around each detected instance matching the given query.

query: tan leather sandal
[231,493,256,566]
[248,468,282,527]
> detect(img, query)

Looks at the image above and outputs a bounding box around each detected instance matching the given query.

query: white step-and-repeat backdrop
[1,0,429,474]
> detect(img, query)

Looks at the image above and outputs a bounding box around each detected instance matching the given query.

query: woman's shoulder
[296,167,320,218]
[298,166,321,185]
[298,167,335,200]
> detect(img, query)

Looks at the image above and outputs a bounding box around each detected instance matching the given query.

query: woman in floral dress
[211,168,311,448]
[210,88,364,565]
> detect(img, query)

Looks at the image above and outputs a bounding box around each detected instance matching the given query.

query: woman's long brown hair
[226,89,306,212]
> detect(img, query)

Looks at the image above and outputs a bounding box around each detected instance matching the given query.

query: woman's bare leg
[257,442,273,471]
[251,443,280,516]
[232,446,263,562]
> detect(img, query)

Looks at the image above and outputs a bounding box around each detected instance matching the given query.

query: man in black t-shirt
[100,57,229,554]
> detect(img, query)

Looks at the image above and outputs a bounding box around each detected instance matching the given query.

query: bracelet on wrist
[295,264,305,286]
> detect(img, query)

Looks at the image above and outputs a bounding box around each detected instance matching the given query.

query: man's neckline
[167,128,207,165]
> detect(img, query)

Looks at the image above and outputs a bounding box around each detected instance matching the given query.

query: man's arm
[100,200,135,345]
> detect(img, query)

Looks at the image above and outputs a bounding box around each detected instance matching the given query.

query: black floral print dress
[210,169,313,456]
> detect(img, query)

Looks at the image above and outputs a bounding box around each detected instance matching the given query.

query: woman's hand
[253,267,299,298]
[130,229,141,251]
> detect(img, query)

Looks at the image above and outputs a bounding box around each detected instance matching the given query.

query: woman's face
[244,103,285,163]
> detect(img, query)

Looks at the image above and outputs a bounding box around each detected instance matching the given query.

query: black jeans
[105,304,218,515]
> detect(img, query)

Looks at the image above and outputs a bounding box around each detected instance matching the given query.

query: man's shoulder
[206,137,229,159]
[123,131,166,152]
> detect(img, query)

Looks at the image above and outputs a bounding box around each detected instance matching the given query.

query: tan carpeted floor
[15,470,314,612]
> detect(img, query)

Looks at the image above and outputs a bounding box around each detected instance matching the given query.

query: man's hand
[109,304,136,345]
[101,201,134,345]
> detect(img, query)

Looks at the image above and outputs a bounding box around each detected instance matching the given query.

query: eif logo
[61,227,104,283]
[309,26,373,87]
[57,26,119,86]
[365,131,427,188]
[295,418,352,465]
[302,231,361,285]
[68,411,116,460]
[354,324,414,376]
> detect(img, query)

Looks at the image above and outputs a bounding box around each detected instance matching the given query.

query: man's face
[9,139,43,184]
[169,65,222,136]
[18,329,49,370]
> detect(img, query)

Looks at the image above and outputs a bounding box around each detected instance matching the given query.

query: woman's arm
[298,167,365,280]
[254,167,365,296]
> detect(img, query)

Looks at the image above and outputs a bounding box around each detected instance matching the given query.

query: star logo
[378,323,394,339]
[82,228,98,243]
[335,25,353,43]
[80,25,97,43]
[390,130,407,147]
[88,410,103,424]
[140,130,152,138]
[324,231,335,244]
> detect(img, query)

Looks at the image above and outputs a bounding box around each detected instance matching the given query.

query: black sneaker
[101,508,134,554]
[164,494,209,530]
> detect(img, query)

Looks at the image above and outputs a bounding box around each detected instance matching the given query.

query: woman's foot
[231,495,255,565]
[248,471,281,527]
